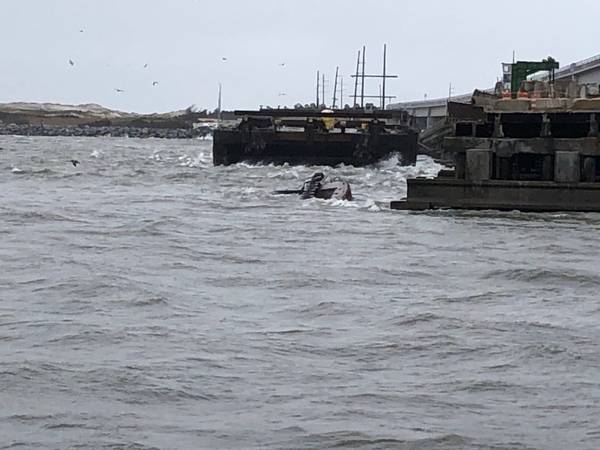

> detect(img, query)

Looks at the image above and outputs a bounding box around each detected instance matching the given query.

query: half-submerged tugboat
[392,58,600,213]
[213,108,417,167]
[274,172,353,201]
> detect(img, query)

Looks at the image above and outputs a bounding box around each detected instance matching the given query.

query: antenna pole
[353,50,360,107]
[361,46,366,108]
[332,66,339,108]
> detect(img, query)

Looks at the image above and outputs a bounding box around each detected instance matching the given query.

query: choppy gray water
[1,136,600,450]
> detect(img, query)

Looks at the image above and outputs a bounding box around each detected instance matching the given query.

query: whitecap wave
[256,153,447,212]
[181,152,209,168]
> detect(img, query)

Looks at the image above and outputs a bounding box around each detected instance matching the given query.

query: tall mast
[322,73,325,108]
[217,83,222,123]
[350,44,398,107]
[382,44,387,110]
[316,70,320,107]
[332,66,339,108]
[353,50,360,107]
[360,46,366,108]
[340,77,344,108]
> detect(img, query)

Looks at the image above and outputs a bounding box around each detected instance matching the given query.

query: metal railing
[392,54,600,110]
[531,53,600,80]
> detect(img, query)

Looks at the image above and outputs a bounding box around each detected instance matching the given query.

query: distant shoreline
[0,101,227,139]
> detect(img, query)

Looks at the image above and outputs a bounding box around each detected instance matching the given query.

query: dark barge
[212,109,418,167]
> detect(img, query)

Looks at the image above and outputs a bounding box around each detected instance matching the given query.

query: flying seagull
[69,59,75,66]
[144,63,148,68]
[221,57,227,62]
[70,159,80,167]
[152,81,159,86]
[115,88,125,93]
[79,29,84,33]
[279,63,286,67]
[278,93,287,96]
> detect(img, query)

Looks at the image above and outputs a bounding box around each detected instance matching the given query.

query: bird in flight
[144,63,148,68]
[69,59,75,66]
[152,81,159,86]
[70,159,80,167]
[115,88,125,93]
[278,93,287,96]
[221,57,228,62]
[279,63,286,67]
[79,29,84,33]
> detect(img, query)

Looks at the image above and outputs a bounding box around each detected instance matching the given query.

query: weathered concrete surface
[391,178,600,212]
[465,149,492,181]
[582,157,597,182]
[554,151,580,183]
[445,137,600,156]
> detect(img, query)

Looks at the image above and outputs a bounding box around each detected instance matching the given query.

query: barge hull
[213,129,417,167]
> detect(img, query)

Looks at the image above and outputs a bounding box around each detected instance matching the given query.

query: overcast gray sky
[2,0,599,113]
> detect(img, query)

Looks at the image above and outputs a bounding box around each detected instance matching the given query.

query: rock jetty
[0,123,211,139]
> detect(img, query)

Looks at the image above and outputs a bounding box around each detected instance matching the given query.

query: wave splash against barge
[212,108,418,167]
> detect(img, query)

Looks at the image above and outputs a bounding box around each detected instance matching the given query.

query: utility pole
[332,66,339,108]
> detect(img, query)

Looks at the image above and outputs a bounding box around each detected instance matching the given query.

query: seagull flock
[67,30,289,99]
